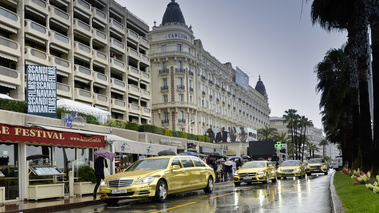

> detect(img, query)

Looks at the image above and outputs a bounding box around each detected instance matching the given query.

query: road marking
[150,185,259,213]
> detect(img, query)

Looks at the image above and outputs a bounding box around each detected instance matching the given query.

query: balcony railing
[159,69,169,75]
[177,85,185,90]
[161,86,168,91]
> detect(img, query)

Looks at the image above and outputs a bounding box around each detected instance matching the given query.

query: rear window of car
[192,157,206,167]
[179,157,194,168]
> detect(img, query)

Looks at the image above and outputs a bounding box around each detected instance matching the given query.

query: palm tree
[310,0,373,170]
[315,46,351,166]
[257,126,278,141]
[300,117,313,161]
[283,109,299,159]
[319,139,329,156]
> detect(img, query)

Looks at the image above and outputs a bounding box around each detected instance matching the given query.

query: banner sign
[26,65,57,118]
[0,123,105,148]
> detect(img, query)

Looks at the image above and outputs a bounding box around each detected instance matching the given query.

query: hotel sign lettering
[0,123,104,148]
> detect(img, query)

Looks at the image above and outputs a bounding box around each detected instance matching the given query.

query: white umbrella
[224,160,233,166]
[0,94,14,100]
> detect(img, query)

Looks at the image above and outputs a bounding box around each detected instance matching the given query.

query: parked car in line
[277,160,306,179]
[233,160,277,186]
[99,155,215,204]
[306,158,328,175]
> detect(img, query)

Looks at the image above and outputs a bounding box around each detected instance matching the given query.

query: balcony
[92,29,107,45]
[93,72,108,86]
[111,98,126,111]
[161,119,169,125]
[74,41,91,59]
[94,93,108,107]
[92,49,108,65]
[159,69,169,75]
[50,56,71,75]
[0,6,20,33]
[161,86,168,92]
[128,66,139,79]
[57,82,72,98]
[110,38,125,54]
[140,54,150,66]
[141,89,150,99]
[110,78,126,91]
[175,68,185,74]
[24,20,49,42]
[0,36,20,58]
[73,19,91,36]
[74,88,92,103]
[127,47,139,61]
[177,85,185,91]
[129,103,140,114]
[74,65,92,81]
[142,107,151,117]
[110,58,125,73]
[25,0,48,16]
[0,66,20,86]
[24,46,48,64]
[128,84,140,96]
[49,31,71,49]
[49,5,70,27]
[178,119,186,124]
[92,7,106,26]
[140,37,149,49]
[73,0,91,16]
[140,72,150,82]
[127,29,139,43]
[109,18,124,35]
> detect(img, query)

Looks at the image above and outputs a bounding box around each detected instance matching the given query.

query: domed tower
[162,0,186,25]
[255,75,268,97]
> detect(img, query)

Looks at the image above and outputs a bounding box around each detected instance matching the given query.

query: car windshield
[282,161,300,166]
[309,158,322,163]
[126,158,170,171]
[242,161,266,168]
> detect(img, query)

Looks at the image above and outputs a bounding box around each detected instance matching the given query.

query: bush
[0,99,27,113]
[77,165,96,183]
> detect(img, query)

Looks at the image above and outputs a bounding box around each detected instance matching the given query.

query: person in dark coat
[93,156,108,199]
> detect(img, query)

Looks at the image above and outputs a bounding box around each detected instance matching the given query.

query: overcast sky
[118,0,348,129]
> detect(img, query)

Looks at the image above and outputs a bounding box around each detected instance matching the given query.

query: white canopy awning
[57,99,110,123]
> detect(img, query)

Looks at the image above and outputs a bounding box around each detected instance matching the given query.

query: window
[192,158,206,167]
[179,111,184,120]
[177,61,182,69]
[162,78,167,86]
[162,62,167,70]
[171,157,182,168]
[177,44,182,51]
[179,157,194,168]
[179,94,184,102]
[163,95,168,103]
[161,45,166,52]
[163,111,169,120]
[178,77,184,86]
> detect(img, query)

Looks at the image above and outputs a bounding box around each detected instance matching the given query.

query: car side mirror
[172,165,180,170]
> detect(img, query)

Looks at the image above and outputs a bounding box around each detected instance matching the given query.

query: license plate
[285,173,292,175]
[111,189,127,194]
[243,177,252,180]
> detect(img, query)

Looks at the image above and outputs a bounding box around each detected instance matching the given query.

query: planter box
[74,182,95,196]
[28,183,64,200]
[0,187,4,204]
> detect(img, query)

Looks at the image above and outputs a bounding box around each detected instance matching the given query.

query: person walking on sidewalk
[93,156,108,199]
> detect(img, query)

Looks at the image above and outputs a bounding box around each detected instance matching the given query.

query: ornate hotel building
[149,1,270,135]
[0,0,151,124]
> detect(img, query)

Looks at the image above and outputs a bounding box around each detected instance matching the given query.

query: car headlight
[277,168,282,172]
[294,168,301,172]
[100,180,107,187]
[258,171,265,175]
[136,176,155,185]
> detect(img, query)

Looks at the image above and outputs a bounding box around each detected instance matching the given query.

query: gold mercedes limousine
[99,155,215,204]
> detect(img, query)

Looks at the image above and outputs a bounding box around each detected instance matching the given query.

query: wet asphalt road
[57,170,334,213]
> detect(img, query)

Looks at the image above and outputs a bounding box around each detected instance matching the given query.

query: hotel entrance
[0,142,19,200]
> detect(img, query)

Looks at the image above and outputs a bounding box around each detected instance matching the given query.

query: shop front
[0,123,105,201]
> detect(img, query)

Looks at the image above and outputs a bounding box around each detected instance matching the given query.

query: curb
[330,171,345,213]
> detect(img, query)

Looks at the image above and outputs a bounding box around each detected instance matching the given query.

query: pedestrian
[224,158,233,181]
[232,159,237,175]
[216,161,223,182]
[93,156,108,199]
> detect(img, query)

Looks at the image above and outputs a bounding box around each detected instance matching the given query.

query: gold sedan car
[277,160,306,179]
[306,158,328,175]
[234,161,277,186]
[99,156,215,204]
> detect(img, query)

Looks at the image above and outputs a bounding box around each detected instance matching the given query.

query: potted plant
[74,165,96,196]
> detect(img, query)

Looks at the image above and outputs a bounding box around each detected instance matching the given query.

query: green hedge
[77,165,96,183]
[0,99,27,113]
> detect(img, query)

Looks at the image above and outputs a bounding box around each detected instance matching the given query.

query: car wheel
[263,174,269,184]
[154,179,168,202]
[204,176,214,193]
[104,198,119,205]
[234,182,240,187]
